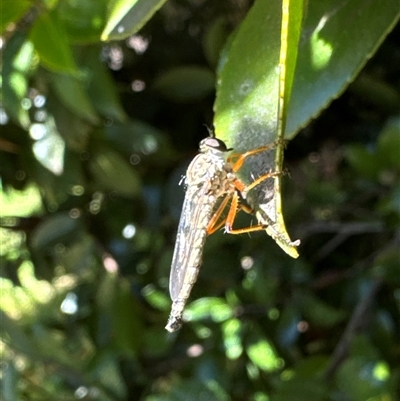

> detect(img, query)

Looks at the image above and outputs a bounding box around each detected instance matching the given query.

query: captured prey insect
[165,134,282,332]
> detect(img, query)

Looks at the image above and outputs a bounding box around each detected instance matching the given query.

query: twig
[314,222,384,261]
[324,279,382,379]
[311,230,400,290]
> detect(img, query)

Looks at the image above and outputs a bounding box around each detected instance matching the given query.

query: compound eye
[204,137,228,151]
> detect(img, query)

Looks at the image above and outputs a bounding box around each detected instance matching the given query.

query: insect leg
[228,139,286,172]
[232,171,282,199]
[206,193,233,235]
[224,191,267,234]
[241,171,281,194]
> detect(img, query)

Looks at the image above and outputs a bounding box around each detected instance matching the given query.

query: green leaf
[346,117,400,180]
[270,0,304,258]
[185,297,232,323]
[59,235,95,274]
[0,311,39,358]
[47,93,92,152]
[15,261,56,315]
[0,0,31,34]
[1,361,18,401]
[30,212,82,250]
[281,0,305,124]
[91,351,127,399]
[214,0,281,148]
[168,379,226,401]
[143,328,170,357]
[272,357,330,400]
[285,0,400,137]
[345,144,381,180]
[142,286,170,311]
[246,338,281,372]
[41,0,58,7]
[30,117,66,175]
[276,305,301,347]
[25,147,86,207]
[271,377,329,401]
[222,318,243,360]
[293,356,330,378]
[104,119,177,163]
[51,73,100,125]
[97,273,142,354]
[377,117,400,170]
[336,358,391,401]
[89,145,141,197]
[0,184,42,217]
[113,278,143,354]
[58,0,108,44]
[299,292,346,327]
[29,324,80,368]
[153,66,215,103]
[349,73,400,115]
[101,0,168,41]
[2,32,34,128]
[203,17,231,68]
[29,11,79,74]
[82,47,127,122]
[214,0,300,258]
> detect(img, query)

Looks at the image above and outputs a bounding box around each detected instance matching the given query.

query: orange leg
[227,141,286,198]
[241,171,281,194]
[206,141,287,236]
[224,191,267,235]
[233,170,282,198]
[207,191,267,236]
[227,139,286,172]
[206,193,233,235]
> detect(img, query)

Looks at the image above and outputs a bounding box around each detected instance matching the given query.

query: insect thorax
[185,152,236,197]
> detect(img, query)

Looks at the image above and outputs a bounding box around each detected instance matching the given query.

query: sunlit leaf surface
[285,0,400,137]
[2,33,34,128]
[101,0,168,41]
[214,0,300,257]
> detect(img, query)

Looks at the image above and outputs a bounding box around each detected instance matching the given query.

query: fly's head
[185,136,232,187]
[199,137,233,156]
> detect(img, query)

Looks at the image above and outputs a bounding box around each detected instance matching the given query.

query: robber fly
[165,134,282,332]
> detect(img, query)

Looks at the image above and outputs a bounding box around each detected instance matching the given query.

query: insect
[165,134,283,332]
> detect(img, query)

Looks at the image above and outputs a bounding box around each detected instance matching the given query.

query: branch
[324,279,382,379]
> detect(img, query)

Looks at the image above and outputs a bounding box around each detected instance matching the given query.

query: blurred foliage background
[1,1,400,400]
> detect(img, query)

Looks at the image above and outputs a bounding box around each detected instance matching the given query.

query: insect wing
[169,183,209,301]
